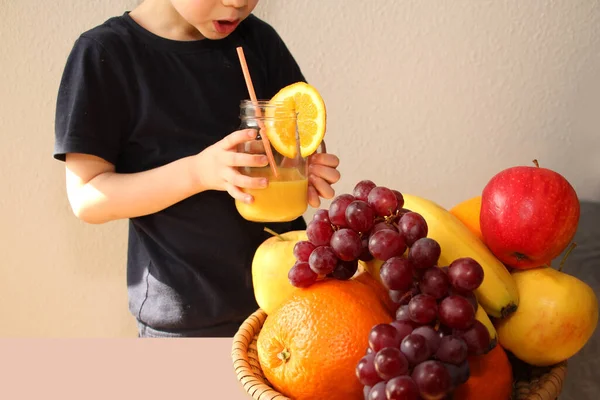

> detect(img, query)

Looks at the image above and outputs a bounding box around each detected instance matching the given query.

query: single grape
[331,259,359,280]
[345,200,376,233]
[412,326,441,353]
[358,237,374,261]
[398,212,428,247]
[368,230,407,261]
[371,221,398,234]
[328,194,355,228]
[450,289,478,312]
[438,295,476,330]
[368,186,399,217]
[369,323,402,352]
[374,347,409,380]
[367,381,387,400]
[293,240,316,262]
[330,228,362,261]
[444,361,470,389]
[356,353,383,386]
[453,320,491,356]
[386,376,419,400]
[306,220,333,246]
[448,257,485,292]
[408,294,438,325]
[287,261,318,288]
[395,304,411,322]
[390,320,414,342]
[308,246,338,275]
[353,180,377,202]
[312,208,331,224]
[408,238,441,269]
[391,190,405,211]
[419,267,450,299]
[400,333,431,365]
[380,257,414,291]
[435,335,468,365]
[411,360,452,400]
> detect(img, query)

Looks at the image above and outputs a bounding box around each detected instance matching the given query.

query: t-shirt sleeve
[53,36,131,165]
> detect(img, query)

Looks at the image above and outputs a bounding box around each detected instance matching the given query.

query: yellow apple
[495,266,598,366]
[252,230,308,315]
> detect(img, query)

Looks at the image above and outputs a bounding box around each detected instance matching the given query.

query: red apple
[479,160,580,269]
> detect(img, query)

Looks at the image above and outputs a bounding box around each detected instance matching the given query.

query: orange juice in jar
[235,100,310,223]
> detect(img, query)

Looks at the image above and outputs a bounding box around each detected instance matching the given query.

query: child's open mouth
[214,19,240,34]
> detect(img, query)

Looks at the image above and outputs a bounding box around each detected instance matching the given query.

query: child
[53,0,341,338]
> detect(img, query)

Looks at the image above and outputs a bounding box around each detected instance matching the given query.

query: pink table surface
[0,338,251,400]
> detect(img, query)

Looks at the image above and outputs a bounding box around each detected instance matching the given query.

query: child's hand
[194,129,268,203]
[307,151,341,208]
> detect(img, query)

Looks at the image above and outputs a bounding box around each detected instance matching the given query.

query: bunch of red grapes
[289,180,415,286]
[289,180,491,400]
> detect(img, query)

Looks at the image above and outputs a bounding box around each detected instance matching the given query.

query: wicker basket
[232,309,568,400]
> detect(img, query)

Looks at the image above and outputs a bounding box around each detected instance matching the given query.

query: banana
[402,193,519,319]
[475,303,498,351]
[358,258,384,285]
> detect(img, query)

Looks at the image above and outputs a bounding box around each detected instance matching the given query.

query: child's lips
[213,19,240,34]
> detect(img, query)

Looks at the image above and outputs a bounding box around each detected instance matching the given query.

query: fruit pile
[288,181,495,399]
[248,160,598,400]
[288,181,410,286]
[358,257,492,400]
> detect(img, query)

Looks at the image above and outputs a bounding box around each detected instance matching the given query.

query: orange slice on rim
[265,82,327,159]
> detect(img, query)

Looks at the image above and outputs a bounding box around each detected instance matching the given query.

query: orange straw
[236,47,278,178]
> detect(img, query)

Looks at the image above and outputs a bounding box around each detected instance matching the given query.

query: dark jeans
[136,320,243,338]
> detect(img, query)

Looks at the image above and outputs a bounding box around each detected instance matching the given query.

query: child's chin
[200,30,233,40]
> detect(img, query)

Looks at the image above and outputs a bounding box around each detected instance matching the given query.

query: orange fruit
[449,196,484,241]
[266,82,326,159]
[256,272,393,400]
[353,267,397,316]
[454,344,513,400]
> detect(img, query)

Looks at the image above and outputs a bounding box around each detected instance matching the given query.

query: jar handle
[317,140,327,154]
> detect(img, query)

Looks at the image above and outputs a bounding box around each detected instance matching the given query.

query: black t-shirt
[53,12,307,337]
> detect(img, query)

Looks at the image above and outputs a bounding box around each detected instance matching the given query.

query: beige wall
[1,0,599,337]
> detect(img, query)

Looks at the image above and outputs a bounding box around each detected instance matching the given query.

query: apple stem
[398,290,415,305]
[532,159,540,168]
[558,242,577,272]
[264,227,286,241]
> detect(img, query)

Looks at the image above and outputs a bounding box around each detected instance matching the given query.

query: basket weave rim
[232,309,568,400]
[232,309,290,400]
[513,359,567,400]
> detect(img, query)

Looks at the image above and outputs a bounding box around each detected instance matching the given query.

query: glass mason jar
[235,100,310,223]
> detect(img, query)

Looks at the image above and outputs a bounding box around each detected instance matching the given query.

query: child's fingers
[308,163,341,184]
[225,182,253,204]
[245,140,265,155]
[309,152,340,168]
[225,168,268,190]
[307,185,321,208]
[309,174,335,200]
[225,152,268,168]
[219,129,257,150]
